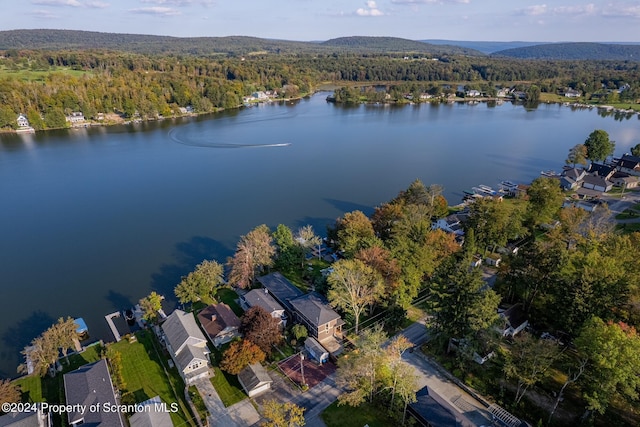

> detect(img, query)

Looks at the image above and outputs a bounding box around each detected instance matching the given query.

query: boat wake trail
[168,128,290,149]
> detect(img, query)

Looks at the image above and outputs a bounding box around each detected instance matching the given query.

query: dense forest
[493,42,640,61]
[1,44,639,132]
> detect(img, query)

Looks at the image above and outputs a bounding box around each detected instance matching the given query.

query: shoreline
[1,91,637,137]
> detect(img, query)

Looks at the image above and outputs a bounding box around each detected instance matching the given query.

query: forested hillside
[321,36,482,55]
[0,30,478,56]
[1,44,639,131]
[494,42,640,60]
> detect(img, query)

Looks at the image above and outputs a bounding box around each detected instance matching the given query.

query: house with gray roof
[63,359,124,427]
[257,272,304,313]
[237,363,272,398]
[197,303,241,348]
[289,292,344,344]
[240,289,287,327]
[129,396,174,427]
[616,154,640,176]
[161,309,210,385]
[0,406,50,427]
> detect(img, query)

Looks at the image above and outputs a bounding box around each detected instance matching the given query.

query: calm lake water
[1,93,638,377]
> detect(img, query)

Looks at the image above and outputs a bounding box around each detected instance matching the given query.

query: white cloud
[356,0,384,16]
[521,4,548,16]
[139,0,213,5]
[129,6,182,15]
[29,8,60,18]
[516,3,600,17]
[553,4,596,15]
[391,0,470,4]
[32,0,82,6]
[31,0,109,7]
[602,3,640,19]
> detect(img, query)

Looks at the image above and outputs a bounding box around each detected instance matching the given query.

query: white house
[432,214,465,236]
[498,304,528,337]
[16,114,29,128]
[65,112,85,124]
[161,309,211,385]
[564,88,581,98]
[466,89,481,97]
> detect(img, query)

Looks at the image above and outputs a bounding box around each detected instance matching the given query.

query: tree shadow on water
[149,236,232,305]
[105,290,135,311]
[1,310,56,378]
[324,198,375,216]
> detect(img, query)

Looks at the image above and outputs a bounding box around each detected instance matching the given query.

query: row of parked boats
[463,180,519,201]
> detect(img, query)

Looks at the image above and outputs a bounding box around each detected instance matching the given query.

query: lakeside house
[197,303,241,348]
[65,112,85,125]
[257,272,344,355]
[240,288,287,327]
[432,214,466,236]
[564,88,582,98]
[63,359,124,427]
[16,114,29,128]
[161,309,211,385]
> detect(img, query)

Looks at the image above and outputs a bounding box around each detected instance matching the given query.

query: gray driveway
[193,377,260,427]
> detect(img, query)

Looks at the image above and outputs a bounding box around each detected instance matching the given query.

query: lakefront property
[2,27,640,427]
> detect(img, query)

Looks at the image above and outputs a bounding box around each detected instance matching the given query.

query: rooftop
[289,292,341,327]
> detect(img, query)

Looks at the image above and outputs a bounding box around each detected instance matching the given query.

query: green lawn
[615,209,639,220]
[216,288,244,316]
[14,343,103,403]
[210,367,246,407]
[0,65,88,81]
[188,385,209,420]
[111,331,195,427]
[616,223,640,234]
[321,401,396,427]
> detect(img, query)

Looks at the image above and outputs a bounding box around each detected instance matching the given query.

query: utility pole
[300,352,306,388]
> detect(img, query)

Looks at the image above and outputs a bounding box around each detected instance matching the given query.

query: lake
[0,93,638,377]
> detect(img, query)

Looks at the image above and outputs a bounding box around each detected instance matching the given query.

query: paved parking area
[278,353,336,389]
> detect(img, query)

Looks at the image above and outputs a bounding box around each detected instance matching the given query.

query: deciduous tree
[139,291,163,324]
[240,306,282,355]
[327,259,384,334]
[0,379,20,407]
[261,400,305,427]
[565,143,588,167]
[584,129,615,162]
[574,317,640,414]
[220,340,266,375]
[328,210,381,258]
[175,259,224,304]
[228,225,275,289]
[504,332,561,404]
[526,176,564,227]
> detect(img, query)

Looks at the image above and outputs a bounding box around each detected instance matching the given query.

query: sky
[1,0,639,42]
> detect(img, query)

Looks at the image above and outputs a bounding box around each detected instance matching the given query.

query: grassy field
[0,65,88,81]
[321,401,396,427]
[210,367,246,407]
[111,331,195,427]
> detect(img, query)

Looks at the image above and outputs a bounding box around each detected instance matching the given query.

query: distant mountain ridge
[321,36,483,55]
[492,42,640,60]
[421,40,543,54]
[0,29,481,56]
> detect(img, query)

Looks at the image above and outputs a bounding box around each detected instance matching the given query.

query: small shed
[304,337,329,364]
[238,363,272,398]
